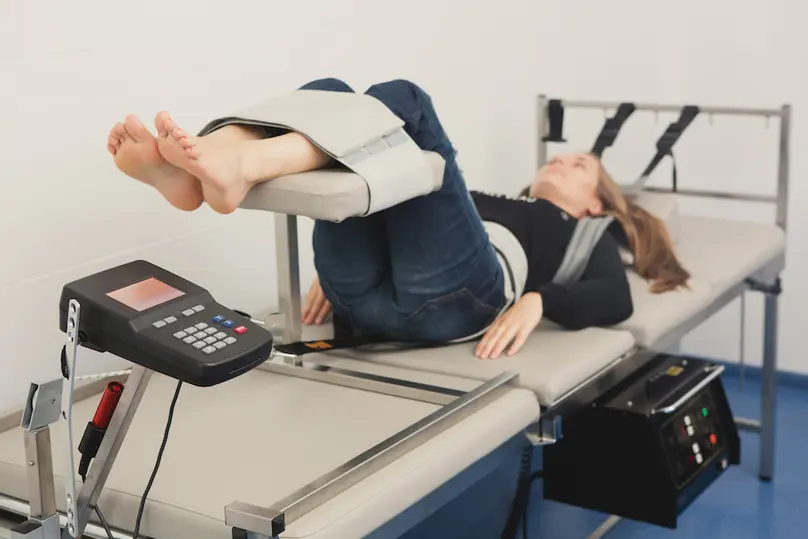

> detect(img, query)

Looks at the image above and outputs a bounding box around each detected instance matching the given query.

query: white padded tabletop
[614,213,785,348]
[312,324,636,406]
[0,369,538,539]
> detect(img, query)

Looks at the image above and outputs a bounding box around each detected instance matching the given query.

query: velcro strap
[552,216,615,286]
[627,105,699,194]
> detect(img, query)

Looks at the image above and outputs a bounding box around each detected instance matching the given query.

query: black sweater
[470,191,633,330]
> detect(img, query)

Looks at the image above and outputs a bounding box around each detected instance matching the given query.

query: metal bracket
[21,381,63,432]
[525,416,562,446]
[61,299,81,537]
[745,277,782,296]
[10,514,60,539]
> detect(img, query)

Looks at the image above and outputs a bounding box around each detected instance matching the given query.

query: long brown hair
[521,156,690,293]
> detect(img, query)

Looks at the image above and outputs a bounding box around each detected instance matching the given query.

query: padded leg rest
[198,90,446,221]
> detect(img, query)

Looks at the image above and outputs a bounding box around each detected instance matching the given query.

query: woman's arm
[533,232,634,330]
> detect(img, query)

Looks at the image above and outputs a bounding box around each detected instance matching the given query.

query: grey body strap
[551,215,615,286]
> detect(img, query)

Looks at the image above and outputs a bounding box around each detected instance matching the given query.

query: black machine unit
[543,354,740,528]
[59,260,273,387]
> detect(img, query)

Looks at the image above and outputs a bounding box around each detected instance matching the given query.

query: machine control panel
[59,260,273,387]
[662,391,725,486]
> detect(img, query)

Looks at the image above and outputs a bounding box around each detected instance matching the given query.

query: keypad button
[194,331,207,339]
[692,443,700,454]
[205,327,218,335]
[204,336,217,344]
[182,309,195,316]
[202,346,216,354]
[224,337,237,345]
[163,316,178,324]
[184,327,196,335]
[234,326,247,335]
[183,336,197,344]
[173,331,187,339]
[193,341,206,349]
[214,341,227,349]
[212,315,225,323]
[214,332,227,340]
[222,320,235,328]
[193,305,205,313]
[152,320,167,328]
[695,453,704,464]
[195,322,208,330]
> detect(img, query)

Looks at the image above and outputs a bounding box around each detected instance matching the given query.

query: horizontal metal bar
[541,348,657,423]
[735,417,762,432]
[258,355,463,406]
[551,98,782,118]
[226,370,518,536]
[640,186,777,204]
[0,495,132,539]
[653,365,724,414]
[587,515,622,539]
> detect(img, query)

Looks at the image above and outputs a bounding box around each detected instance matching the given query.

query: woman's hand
[302,275,332,325]
[475,293,543,359]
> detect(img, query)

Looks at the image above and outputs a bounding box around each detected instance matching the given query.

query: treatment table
[0,93,789,539]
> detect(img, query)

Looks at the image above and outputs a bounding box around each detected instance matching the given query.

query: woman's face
[529,153,602,217]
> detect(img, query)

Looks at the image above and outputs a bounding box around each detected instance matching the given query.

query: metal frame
[5,296,519,539]
[535,95,790,483]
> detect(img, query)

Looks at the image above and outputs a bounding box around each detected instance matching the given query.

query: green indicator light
[702,408,709,417]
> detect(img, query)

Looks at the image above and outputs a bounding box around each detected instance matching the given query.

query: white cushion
[314,324,636,406]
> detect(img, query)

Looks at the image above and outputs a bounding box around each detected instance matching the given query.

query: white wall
[1,0,803,412]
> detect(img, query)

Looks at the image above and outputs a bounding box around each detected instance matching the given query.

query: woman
[106,77,689,360]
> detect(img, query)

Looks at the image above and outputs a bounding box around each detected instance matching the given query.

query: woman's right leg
[362,80,506,342]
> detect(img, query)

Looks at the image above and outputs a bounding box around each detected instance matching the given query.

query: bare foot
[154,112,270,214]
[107,115,204,211]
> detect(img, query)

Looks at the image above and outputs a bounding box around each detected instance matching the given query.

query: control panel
[59,260,273,387]
[662,390,725,487]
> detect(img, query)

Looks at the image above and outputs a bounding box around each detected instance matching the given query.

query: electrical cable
[133,380,183,539]
[93,505,115,539]
[81,472,114,539]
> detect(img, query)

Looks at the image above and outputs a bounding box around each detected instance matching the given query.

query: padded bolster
[198,90,446,220]
[239,151,446,222]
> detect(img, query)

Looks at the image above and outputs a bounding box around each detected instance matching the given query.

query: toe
[113,122,128,140]
[164,115,178,134]
[107,143,117,155]
[178,136,193,150]
[185,146,200,159]
[124,115,152,143]
[171,126,188,141]
[155,111,171,137]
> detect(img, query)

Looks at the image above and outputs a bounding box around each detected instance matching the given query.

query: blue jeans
[301,78,505,342]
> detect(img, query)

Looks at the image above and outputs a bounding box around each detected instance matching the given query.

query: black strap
[543,99,567,143]
[631,105,699,192]
[590,102,636,157]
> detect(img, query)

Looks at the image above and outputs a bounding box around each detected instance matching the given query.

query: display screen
[107,277,185,312]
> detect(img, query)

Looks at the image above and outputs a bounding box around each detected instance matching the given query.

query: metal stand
[759,287,779,481]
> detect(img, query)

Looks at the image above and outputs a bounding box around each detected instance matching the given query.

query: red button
[709,434,717,445]
[234,326,247,335]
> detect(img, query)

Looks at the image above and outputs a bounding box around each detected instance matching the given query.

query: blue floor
[526,370,808,539]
